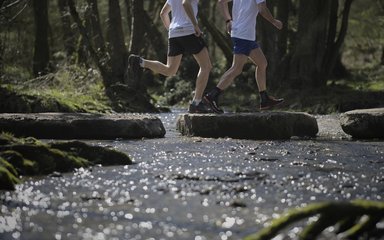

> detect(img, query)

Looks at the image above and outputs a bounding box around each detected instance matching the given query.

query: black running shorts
[168,34,206,56]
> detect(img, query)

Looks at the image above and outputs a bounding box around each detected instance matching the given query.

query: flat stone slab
[340,108,384,139]
[176,112,318,140]
[0,113,165,139]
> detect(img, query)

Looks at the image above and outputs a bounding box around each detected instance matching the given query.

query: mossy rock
[50,141,132,166]
[0,85,76,113]
[0,150,38,175]
[0,144,90,174]
[0,133,132,190]
[0,157,20,190]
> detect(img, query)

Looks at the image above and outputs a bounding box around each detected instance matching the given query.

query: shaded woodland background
[0,0,383,113]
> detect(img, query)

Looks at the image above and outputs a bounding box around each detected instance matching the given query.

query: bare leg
[143,55,182,77]
[217,54,248,90]
[192,47,212,101]
[248,48,268,92]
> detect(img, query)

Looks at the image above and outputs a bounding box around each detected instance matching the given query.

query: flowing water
[1,111,383,240]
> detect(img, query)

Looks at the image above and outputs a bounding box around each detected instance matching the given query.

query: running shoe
[128,54,142,78]
[260,96,284,110]
[203,94,224,114]
[188,101,212,113]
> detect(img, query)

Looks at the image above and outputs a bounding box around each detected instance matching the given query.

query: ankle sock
[192,99,201,105]
[207,87,222,100]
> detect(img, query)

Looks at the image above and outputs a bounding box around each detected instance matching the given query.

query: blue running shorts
[232,37,259,56]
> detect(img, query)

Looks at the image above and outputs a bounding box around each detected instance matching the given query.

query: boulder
[0,113,165,139]
[340,108,384,139]
[176,112,318,140]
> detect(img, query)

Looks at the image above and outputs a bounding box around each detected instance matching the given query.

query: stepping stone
[176,112,318,140]
[340,108,384,139]
[0,113,165,139]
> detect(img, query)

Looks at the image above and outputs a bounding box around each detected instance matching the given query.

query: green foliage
[245,200,384,240]
[1,64,112,113]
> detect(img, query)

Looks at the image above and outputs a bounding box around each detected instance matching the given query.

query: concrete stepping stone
[176,112,318,140]
[0,113,165,139]
[340,108,384,139]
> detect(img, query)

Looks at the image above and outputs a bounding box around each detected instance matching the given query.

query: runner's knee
[165,67,178,77]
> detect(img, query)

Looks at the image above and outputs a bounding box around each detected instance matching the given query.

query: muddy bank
[0,112,383,239]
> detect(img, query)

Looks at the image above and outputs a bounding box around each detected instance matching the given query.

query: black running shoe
[203,95,224,114]
[188,101,212,113]
[260,96,284,110]
[128,54,142,79]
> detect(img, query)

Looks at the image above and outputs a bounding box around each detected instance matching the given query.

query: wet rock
[177,112,318,140]
[0,157,20,190]
[0,133,132,190]
[340,108,384,139]
[0,112,165,139]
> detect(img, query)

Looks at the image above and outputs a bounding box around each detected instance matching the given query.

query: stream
[1,111,383,240]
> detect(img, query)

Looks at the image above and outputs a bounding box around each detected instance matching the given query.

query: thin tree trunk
[124,0,132,38]
[87,0,105,54]
[128,0,144,55]
[32,0,50,76]
[58,0,76,59]
[107,0,127,84]
[381,47,384,65]
[143,11,166,61]
[128,0,145,89]
[67,0,111,85]
[323,0,354,80]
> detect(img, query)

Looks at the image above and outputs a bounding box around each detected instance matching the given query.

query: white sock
[193,99,201,105]
[139,58,144,68]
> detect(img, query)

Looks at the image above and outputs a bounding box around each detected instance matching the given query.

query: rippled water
[1,112,383,240]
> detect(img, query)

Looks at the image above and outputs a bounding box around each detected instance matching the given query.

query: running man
[204,0,284,114]
[128,0,213,113]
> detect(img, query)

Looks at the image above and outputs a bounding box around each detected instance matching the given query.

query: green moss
[0,133,132,190]
[0,157,18,177]
[0,157,20,190]
[245,201,384,240]
[50,141,132,166]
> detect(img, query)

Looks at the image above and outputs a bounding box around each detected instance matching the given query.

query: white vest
[167,0,199,38]
[231,0,265,41]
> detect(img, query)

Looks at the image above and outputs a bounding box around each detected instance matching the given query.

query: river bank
[1,112,383,240]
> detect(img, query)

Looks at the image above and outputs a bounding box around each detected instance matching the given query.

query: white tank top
[166,0,199,38]
[231,0,265,41]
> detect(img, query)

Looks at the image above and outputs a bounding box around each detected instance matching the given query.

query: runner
[129,0,213,113]
[204,0,284,114]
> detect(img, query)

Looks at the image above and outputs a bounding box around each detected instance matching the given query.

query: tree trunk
[32,0,50,76]
[87,0,105,55]
[67,0,110,83]
[58,0,75,59]
[77,7,92,67]
[288,0,331,88]
[143,11,166,61]
[127,0,145,90]
[323,0,353,80]
[381,47,384,65]
[107,0,128,85]
[124,0,132,38]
